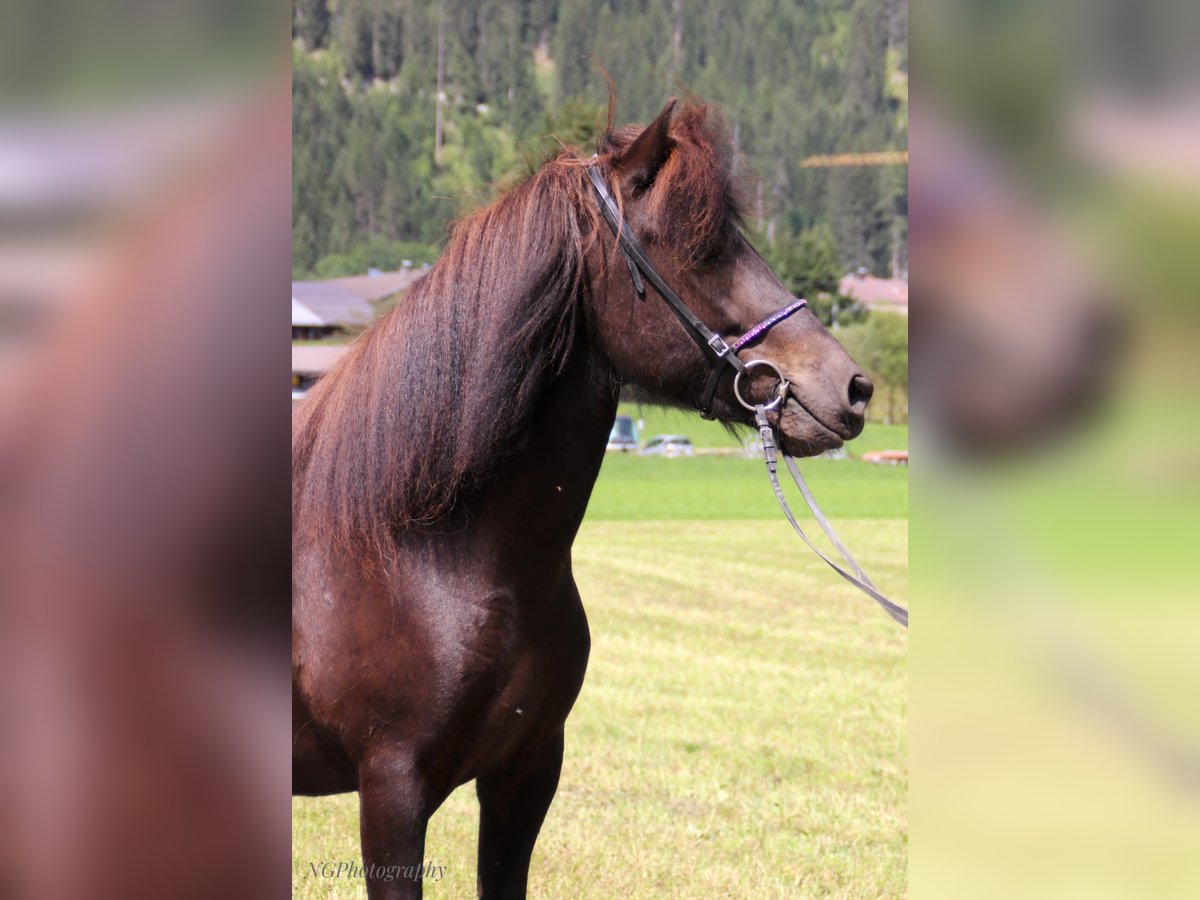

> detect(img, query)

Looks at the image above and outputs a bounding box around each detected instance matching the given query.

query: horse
[292,97,873,899]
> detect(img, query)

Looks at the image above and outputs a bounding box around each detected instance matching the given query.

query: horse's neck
[466,342,618,563]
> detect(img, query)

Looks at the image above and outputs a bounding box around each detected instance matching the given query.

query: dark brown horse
[292,98,872,898]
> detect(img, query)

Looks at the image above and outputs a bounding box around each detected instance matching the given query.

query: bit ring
[734,359,789,412]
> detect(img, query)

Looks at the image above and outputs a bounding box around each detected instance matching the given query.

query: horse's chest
[445,588,590,770]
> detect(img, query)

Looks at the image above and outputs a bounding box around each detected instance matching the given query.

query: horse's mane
[293,100,738,557]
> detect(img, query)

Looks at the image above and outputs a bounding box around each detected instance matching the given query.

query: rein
[587,163,909,629]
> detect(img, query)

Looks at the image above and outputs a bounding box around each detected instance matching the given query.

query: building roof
[838,272,908,315]
[292,344,348,375]
[291,269,425,328]
[291,281,374,328]
[291,298,326,327]
[329,269,424,302]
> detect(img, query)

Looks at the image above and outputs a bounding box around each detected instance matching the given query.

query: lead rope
[754,405,909,628]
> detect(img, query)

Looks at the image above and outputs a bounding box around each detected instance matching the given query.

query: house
[291,298,336,341]
[292,344,348,397]
[291,281,373,339]
[291,269,424,340]
[838,270,908,316]
[291,269,427,394]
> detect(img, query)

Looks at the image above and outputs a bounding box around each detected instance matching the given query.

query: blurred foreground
[912,0,1200,895]
[0,2,289,898]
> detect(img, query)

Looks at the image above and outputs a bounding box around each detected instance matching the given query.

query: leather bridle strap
[755,405,910,628]
[587,165,748,417]
[587,165,812,416]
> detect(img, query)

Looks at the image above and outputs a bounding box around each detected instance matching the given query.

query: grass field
[293,422,908,898]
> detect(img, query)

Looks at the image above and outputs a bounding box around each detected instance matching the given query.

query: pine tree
[553,0,590,108]
[294,0,331,51]
[829,0,893,274]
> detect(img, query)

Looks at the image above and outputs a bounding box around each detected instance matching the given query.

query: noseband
[587,162,909,629]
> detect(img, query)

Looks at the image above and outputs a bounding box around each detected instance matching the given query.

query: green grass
[617,403,909,455]
[586,454,907,521]
[293,428,908,898]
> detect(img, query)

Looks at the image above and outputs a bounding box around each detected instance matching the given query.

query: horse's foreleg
[358,747,432,899]
[475,729,565,899]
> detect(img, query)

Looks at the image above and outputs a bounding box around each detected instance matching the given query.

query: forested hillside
[292,0,907,288]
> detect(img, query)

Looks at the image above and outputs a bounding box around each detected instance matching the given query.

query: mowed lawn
[293,424,908,898]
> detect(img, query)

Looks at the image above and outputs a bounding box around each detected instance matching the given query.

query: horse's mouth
[775,394,846,458]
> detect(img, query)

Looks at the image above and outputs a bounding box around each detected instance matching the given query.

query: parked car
[606,414,639,452]
[641,435,694,458]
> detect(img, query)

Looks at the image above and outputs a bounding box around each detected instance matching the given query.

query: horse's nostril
[848,373,874,411]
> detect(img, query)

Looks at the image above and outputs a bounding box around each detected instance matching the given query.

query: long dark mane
[293,101,739,557]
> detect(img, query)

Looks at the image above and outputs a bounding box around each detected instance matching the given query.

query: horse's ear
[614,98,676,194]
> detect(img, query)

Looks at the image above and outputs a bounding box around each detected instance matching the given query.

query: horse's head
[588,100,872,457]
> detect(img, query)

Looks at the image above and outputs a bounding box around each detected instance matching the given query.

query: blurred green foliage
[307,237,439,279]
[838,313,909,423]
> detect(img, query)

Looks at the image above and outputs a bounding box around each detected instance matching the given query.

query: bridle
[587,163,909,629]
[587,165,806,420]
